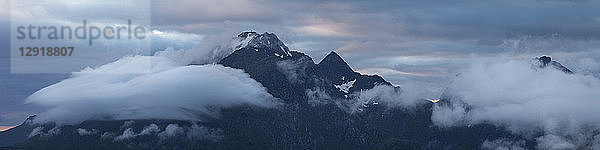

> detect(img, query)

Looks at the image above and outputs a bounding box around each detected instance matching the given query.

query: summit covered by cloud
[432,57,600,149]
[23,33,283,124]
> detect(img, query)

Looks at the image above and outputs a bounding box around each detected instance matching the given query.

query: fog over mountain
[25,32,283,124]
[433,57,600,149]
[1,32,600,149]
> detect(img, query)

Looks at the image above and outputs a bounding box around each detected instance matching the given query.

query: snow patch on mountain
[232,32,258,50]
[334,79,356,93]
[233,32,292,57]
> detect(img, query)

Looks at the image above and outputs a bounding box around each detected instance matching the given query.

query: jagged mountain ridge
[220,32,391,102]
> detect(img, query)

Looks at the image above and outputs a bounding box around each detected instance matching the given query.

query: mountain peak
[535,55,573,74]
[232,32,292,58]
[323,51,342,60]
[317,51,355,77]
[538,55,552,65]
[319,51,352,70]
[238,31,258,38]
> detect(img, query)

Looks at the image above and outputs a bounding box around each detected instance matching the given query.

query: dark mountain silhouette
[317,51,355,79]
[0,115,36,147]
[316,52,391,94]
[0,32,536,149]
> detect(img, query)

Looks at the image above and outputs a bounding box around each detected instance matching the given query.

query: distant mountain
[0,115,36,148]
[535,55,573,74]
[0,32,533,149]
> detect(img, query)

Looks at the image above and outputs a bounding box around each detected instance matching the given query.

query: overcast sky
[1,0,600,127]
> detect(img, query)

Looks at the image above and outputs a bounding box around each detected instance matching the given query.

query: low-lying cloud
[25,42,279,124]
[432,58,600,149]
[481,138,526,150]
[114,124,161,141]
[305,83,432,113]
[95,122,223,143]
[276,57,311,84]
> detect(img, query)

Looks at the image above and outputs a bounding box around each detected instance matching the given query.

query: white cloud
[27,126,61,138]
[28,127,44,138]
[114,124,161,141]
[158,124,184,139]
[303,80,436,113]
[481,138,526,150]
[350,85,428,110]
[187,124,223,142]
[120,121,135,130]
[305,87,333,107]
[46,126,61,137]
[26,49,279,124]
[315,84,434,114]
[138,124,161,136]
[432,58,600,149]
[431,102,468,128]
[114,128,136,141]
[276,57,310,83]
[355,68,433,77]
[77,128,98,136]
[101,132,116,139]
[108,123,223,142]
[535,134,575,150]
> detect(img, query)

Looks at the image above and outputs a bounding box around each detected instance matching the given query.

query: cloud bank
[90,122,223,143]
[25,45,278,124]
[432,58,600,149]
